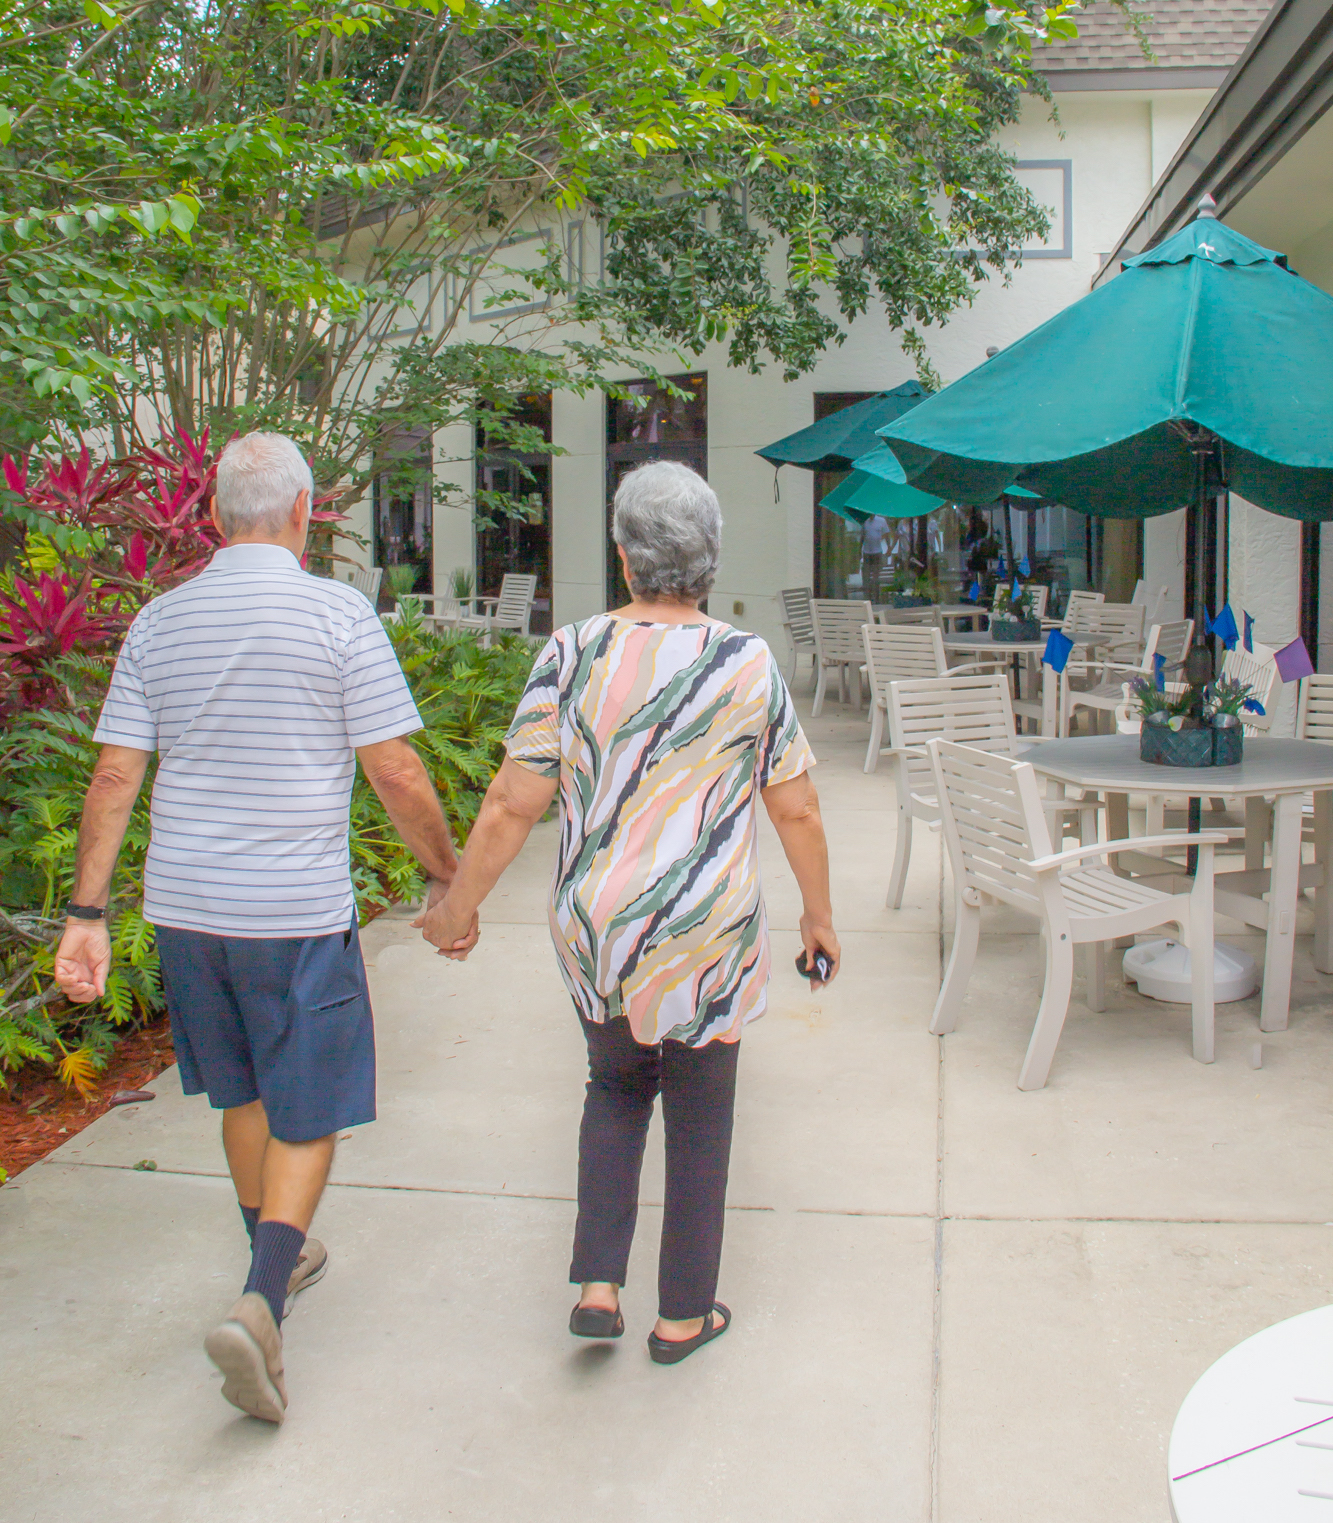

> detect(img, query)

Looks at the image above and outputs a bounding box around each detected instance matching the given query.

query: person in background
[419,460,839,1364]
[861,514,888,600]
[54,432,474,1425]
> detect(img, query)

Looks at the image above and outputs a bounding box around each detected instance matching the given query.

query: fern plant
[0,607,535,1090]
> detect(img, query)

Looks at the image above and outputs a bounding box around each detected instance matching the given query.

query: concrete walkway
[5,699,1333,1522]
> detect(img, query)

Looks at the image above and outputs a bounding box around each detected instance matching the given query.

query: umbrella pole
[1001,495,1017,580]
[1187,435,1218,682]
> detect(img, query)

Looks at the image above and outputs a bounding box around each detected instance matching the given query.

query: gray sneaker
[204,1292,287,1424]
[285,1236,327,1311]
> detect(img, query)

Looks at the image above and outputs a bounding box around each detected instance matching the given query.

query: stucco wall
[343,86,1218,657]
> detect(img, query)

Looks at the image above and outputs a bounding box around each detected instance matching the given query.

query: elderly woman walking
[421,460,838,1363]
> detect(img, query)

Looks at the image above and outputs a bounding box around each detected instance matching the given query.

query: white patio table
[941,631,1068,736]
[1027,734,1333,1032]
[1168,1303,1333,1521]
[936,603,990,634]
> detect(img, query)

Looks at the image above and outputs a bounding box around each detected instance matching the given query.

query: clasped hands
[412,875,480,961]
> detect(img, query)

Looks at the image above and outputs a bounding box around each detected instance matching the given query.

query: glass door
[476,393,553,635]
[373,437,433,594]
[606,374,707,608]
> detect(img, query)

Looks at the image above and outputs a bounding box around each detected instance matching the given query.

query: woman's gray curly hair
[612,460,722,604]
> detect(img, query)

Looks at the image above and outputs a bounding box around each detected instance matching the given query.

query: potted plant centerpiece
[990,582,1041,642]
[1130,669,1256,767]
[887,569,934,608]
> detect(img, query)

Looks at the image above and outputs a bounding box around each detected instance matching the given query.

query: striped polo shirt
[94,543,422,937]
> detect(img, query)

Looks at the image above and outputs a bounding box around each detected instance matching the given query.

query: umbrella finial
[1196,192,1218,220]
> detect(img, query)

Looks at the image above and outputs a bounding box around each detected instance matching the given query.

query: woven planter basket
[991,617,1042,643]
[1140,723,1243,767]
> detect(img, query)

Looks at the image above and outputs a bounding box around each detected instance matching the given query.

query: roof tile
[1040,0,1272,72]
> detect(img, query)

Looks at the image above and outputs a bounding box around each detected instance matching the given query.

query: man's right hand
[55,921,113,1002]
[414,894,481,960]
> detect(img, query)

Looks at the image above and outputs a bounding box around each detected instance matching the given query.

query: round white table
[1169,1304,1333,1520]
[1027,735,1333,1032]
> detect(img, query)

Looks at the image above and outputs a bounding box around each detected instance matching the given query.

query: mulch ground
[0,1019,175,1181]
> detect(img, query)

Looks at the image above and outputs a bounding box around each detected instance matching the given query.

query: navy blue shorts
[155,918,376,1143]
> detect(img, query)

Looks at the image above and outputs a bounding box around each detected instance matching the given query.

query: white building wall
[551,388,607,624]
[345,86,1220,652]
[433,421,475,594]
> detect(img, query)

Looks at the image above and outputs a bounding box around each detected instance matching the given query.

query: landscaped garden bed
[1,436,535,1129]
[0,1015,174,1180]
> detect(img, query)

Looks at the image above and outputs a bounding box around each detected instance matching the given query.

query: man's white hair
[215,432,314,537]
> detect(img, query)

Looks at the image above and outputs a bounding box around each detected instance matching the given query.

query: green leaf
[83,0,119,28]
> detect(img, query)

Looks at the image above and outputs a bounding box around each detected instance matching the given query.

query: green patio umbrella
[757,380,929,472]
[819,468,944,523]
[875,203,1333,525]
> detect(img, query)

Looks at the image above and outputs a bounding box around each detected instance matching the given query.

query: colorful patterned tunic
[504,615,815,1047]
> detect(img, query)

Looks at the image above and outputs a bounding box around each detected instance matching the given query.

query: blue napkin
[1043,629,1074,673]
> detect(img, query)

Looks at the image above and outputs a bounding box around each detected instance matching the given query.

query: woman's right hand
[798,913,840,989]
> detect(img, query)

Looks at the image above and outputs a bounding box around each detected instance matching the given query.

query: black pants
[569,1015,740,1321]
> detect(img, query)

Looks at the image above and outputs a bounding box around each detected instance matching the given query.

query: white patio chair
[346,565,383,604]
[812,599,873,716]
[927,738,1223,1090]
[883,675,1101,908]
[778,587,817,687]
[862,625,1009,774]
[1297,673,1333,742]
[458,573,538,644]
[1061,619,1194,736]
[993,582,1049,619]
[1012,590,1115,731]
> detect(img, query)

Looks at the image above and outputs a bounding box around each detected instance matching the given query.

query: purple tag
[1274,636,1316,683]
[1043,629,1074,673]
[1243,611,1255,653]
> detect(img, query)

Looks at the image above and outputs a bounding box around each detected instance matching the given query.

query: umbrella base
[1122,938,1259,1004]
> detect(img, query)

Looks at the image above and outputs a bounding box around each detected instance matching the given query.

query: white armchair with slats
[927,738,1222,1090]
[457,573,538,644]
[346,565,383,604]
[811,599,874,716]
[862,624,1010,774]
[777,587,817,687]
[882,674,1101,909]
[1061,619,1194,736]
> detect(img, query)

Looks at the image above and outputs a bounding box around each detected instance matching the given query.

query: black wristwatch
[65,902,107,921]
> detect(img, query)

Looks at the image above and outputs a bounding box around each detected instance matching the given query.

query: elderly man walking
[54,432,470,1425]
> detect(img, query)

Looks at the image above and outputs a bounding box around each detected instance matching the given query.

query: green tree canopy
[0,0,1083,501]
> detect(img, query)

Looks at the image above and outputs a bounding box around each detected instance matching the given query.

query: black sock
[240,1204,260,1246]
[243,1220,306,1327]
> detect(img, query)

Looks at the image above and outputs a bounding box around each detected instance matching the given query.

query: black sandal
[647,1302,731,1365]
[569,1302,624,1339]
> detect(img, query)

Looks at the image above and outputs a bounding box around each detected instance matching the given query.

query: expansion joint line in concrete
[48,1165,1333,1226]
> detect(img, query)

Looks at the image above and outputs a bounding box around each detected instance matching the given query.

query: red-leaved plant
[0,429,346,712]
